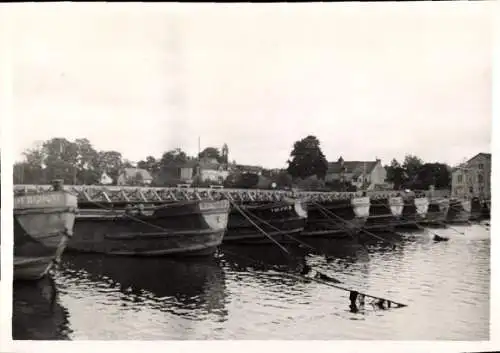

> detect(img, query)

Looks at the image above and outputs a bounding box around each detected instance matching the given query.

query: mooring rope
[222,247,406,308]
[283,270,407,308]
[241,206,324,254]
[227,199,291,256]
[308,203,371,252]
[312,201,398,248]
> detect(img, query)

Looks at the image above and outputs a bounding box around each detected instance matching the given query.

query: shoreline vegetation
[14,135,453,193]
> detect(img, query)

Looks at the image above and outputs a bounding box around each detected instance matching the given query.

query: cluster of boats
[11,181,490,281]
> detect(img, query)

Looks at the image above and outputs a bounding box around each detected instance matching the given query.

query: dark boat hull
[69,200,230,257]
[301,197,370,238]
[13,192,77,281]
[421,198,449,227]
[364,196,403,232]
[395,197,429,230]
[224,199,307,244]
[446,199,471,224]
[470,197,484,221]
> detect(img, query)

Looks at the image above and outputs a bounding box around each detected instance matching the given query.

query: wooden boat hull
[223,199,307,244]
[13,191,77,281]
[396,197,429,230]
[446,199,471,224]
[421,198,449,227]
[481,200,491,220]
[301,197,370,238]
[469,197,483,221]
[69,200,230,256]
[364,196,403,232]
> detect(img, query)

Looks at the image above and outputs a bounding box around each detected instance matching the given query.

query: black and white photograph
[0,1,497,351]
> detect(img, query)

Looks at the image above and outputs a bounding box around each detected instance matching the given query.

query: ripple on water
[12,225,490,340]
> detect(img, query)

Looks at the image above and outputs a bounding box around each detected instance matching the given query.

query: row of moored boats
[11,180,490,281]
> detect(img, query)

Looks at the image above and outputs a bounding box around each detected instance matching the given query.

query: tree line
[14,136,452,191]
[283,135,452,191]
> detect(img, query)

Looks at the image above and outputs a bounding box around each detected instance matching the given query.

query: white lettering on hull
[15,192,78,209]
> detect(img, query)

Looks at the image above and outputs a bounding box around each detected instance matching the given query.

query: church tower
[222,143,229,164]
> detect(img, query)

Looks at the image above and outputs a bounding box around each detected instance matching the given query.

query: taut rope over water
[241,206,327,254]
[227,199,291,256]
[312,201,398,248]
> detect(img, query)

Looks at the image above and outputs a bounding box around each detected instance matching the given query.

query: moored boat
[446,198,471,224]
[422,197,449,227]
[470,197,483,221]
[396,195,429,230]
[481,199,491,220]
[223,198,307,244]
[301,196,370,238]
[364,196,403,232]
[69,199,230,256]
[13,181,78,281]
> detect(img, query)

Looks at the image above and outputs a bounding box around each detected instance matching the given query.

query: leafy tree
[137,156,160,175]
[160,148,188,167]
[93,150,124,184]
[297,175,326,191]
[413,163,451,190]
[385,158,408,190]
[286,135,328,180]
[402,154,423,182]
[236,173,260,189]
[40,138,79,184]
[272,171,293,189]
[198,147,223,163]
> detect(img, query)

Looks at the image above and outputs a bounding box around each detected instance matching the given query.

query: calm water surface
[13,223,490,340]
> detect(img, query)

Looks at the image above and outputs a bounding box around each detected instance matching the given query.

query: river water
[12,223,490,340]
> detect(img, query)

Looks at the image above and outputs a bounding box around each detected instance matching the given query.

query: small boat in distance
[13,180,78,281]
[70,199,230,257]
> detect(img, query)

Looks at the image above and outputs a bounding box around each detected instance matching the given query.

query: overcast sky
[9,2,492,168]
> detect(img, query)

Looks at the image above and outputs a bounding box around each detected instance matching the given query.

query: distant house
[116,167,153,186]
[451,152,491,199]
[99,172,113,185]
[325,157,387,190]
[199,158,230,184]
[151,160,197,186]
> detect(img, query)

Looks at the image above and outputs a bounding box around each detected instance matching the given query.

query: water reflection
[12,224,490,340]
[13,276,71,340]
[59,254,228,321]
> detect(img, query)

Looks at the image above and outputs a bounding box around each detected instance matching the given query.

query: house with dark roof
[117,167,154,186]
[451,152,491,199]
[325,156,387,190]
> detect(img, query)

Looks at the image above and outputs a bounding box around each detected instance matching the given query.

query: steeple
[222,143,229,164]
